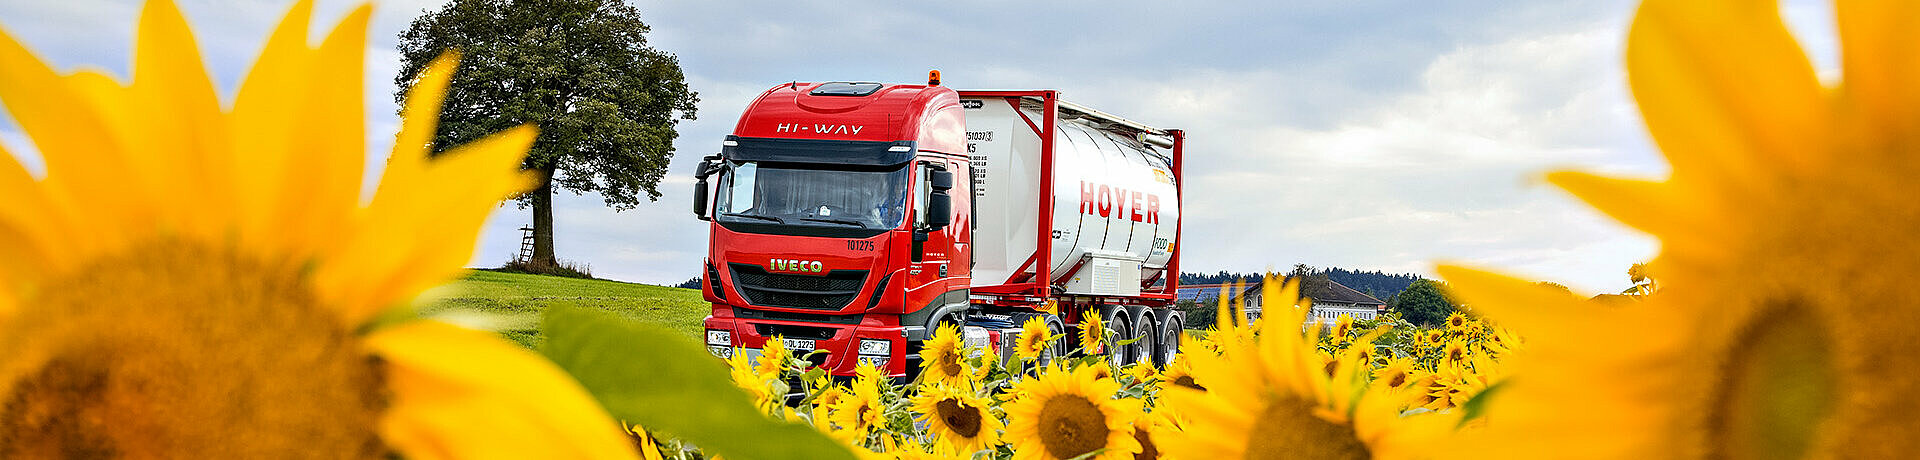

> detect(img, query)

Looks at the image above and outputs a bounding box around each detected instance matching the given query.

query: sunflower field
[650,277,1518,460]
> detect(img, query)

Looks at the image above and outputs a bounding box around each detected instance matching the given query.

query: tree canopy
[396,0,698,267]
[1391,279,1458,326]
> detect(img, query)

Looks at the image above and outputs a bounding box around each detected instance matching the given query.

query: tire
[1127,306,1156,368]
[1041,315,1067,369]
[1153,310,1184,367]
[1100,305,1132,364]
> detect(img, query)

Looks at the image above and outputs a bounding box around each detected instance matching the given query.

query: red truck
[695,74,1186,379]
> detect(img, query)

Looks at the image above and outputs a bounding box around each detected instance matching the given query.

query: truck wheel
[1155,311,1184,367]
[1100,306,1132,365]
[1041,317,1067,368]
[1129,306,1156,369]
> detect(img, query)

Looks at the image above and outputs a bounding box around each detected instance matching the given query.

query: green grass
[417,270,709,348]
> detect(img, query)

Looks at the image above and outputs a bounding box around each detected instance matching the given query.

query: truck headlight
[707,329,731,346]
[709,346,733,359]
[858,339,891,355]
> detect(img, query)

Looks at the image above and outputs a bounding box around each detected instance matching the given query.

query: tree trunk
[532,167,557,267]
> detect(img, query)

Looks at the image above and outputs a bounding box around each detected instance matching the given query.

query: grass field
[417,270,708,348]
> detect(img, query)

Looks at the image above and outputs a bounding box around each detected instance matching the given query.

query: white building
[1237,277,1388,327]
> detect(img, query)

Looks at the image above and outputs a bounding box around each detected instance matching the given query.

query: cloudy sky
[0,0,1845,295]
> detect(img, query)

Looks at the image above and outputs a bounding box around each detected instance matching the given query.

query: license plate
[782,338,815,351]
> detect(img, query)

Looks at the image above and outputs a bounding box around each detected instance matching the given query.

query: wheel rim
[1161,325,1180,364]
[1106,317,1129,364]
[1134,318,1156,368]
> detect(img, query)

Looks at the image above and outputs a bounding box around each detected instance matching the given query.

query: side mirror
[926,190,951,229]
[693,155,720,220]
[693,178,710,220]
[929,169,954,192]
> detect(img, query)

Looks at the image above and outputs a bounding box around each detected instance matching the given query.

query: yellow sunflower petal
[367,321,639,460]
[1836,0,1920,138]
[265,3,368,258]
[0,143,60,282]
[128,0,230,236]
[1627,0,1825,182]
[1435,264,1586,336]
[231,0,314,247]
[1544,171,1691,238]
[0,22,141,259]
[313,50,536,324]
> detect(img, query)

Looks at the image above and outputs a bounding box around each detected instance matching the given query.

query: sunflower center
[1036,395,1109,459]
[1709,306,1835,460]
[1132,425,1159,460]
[940,355,964,378]
[1172,375,1205,391]
[1244,395,1370,460]
[1383,370,1408,389]
[0,240,388,459]
[937,399,983,438]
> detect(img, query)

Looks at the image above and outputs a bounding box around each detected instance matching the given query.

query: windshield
[715,161,910,230]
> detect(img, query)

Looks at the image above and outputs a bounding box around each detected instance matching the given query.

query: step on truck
[695,72,1186,379]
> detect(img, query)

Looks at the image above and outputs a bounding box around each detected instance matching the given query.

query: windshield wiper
[798,217,868,228]
[721,212,785,224]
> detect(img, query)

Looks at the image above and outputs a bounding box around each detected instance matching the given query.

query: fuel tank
[962,96,1179,295]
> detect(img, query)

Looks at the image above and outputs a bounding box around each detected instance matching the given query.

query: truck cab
[695,81,973,377]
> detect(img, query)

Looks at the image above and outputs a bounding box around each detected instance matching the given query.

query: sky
[0,0,1846,296]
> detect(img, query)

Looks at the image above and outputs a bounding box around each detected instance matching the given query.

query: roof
[1174,284,1242,303]
[1242,276,1386,306]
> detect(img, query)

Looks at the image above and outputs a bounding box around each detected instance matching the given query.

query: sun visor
[723,136,915,166]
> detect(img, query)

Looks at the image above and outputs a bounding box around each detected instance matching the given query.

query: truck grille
[729,263,868,310]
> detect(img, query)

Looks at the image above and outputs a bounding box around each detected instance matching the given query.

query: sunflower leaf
[540,305,856,460]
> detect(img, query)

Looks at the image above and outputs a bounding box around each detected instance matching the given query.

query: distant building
[1174,283,1241,306]
[1238,277,1388,326]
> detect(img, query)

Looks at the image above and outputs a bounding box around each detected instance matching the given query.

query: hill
[418,271,708,348]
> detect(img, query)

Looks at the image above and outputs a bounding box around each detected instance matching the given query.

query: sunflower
[1435,0,1920,457]
[1371,357,1420,392]
[909,383,1005,455]
[810,385,846,425]
[1440,340,1470,367]
[1015,316,1053,363]
[1160,356,1203,391]
[1444,312,1468,331]
[973,346,1000,381]
[919,323,969,387]
[0,2,635,458]
[830,361,889,440]
[1084,357,1116,381]
[757,335,791,380]
[1079,311,1105,355]
[1002,363,1142,460]
[1128,411,1174,460]
[1413,364,1474,412]
[621,422,668,460]
[1157,277,1455,460]
[1124,362,1159,385]
[729,347,776,410]
[1331,313,1356,341]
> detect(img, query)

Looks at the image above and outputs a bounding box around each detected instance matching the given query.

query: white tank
[962,96,1179,296]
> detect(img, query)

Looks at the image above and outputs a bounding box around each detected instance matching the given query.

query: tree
[1391,279,1456,326]
[396,0,698,269]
